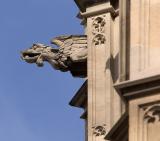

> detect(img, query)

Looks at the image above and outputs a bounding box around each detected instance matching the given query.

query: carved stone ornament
[92,16,106,46]
[93,34,106,46]
[92,125,106,136]
[92,17,106,34]
[144,104,160,123]
[21,35,87,77]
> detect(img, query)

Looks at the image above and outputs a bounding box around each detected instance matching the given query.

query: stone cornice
[74,0,108,12]
[80,6,119,18]
[75,0,119,25]
[114,75,160,101]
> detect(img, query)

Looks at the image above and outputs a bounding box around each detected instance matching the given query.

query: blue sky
[0,0,84,141]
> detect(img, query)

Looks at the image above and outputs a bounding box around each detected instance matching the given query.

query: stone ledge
[114,74,160,101]
[80,6,118,18]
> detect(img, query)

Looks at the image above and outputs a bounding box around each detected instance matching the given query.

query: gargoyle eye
[51,48,58,53]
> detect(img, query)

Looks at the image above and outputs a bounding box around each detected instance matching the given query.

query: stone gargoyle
[21,35,87,77]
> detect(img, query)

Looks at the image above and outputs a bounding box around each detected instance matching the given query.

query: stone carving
[92,125,106,136]
[144,104,160,123]
[92,16,106,46]
[93,34,106,46]
[21,35,87,74]
[92,17,105,33]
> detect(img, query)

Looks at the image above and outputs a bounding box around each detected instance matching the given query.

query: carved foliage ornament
[144,104,160,123]
[92,125,106,136]
[92,16,106,46]
[92,17,106,33]
[93,34,106,46]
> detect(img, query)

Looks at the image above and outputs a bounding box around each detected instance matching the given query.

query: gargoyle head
[21,43,58,67]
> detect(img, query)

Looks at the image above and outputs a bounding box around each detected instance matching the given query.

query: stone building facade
[70,0,160,141]
[21,0,160,141]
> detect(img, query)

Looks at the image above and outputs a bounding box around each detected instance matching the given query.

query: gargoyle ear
[32,43,38,48]
[32,43,38,47]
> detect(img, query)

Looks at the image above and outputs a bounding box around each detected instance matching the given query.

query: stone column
[83,1,122,141]
[119,0,130,81]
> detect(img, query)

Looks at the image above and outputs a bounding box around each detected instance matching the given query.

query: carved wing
[58,35,87,63]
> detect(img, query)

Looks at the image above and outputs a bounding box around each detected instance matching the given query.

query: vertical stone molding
[87,12,112,141]
[129,0,160,79]
[86,1,121,141]
[119,0,130,81]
